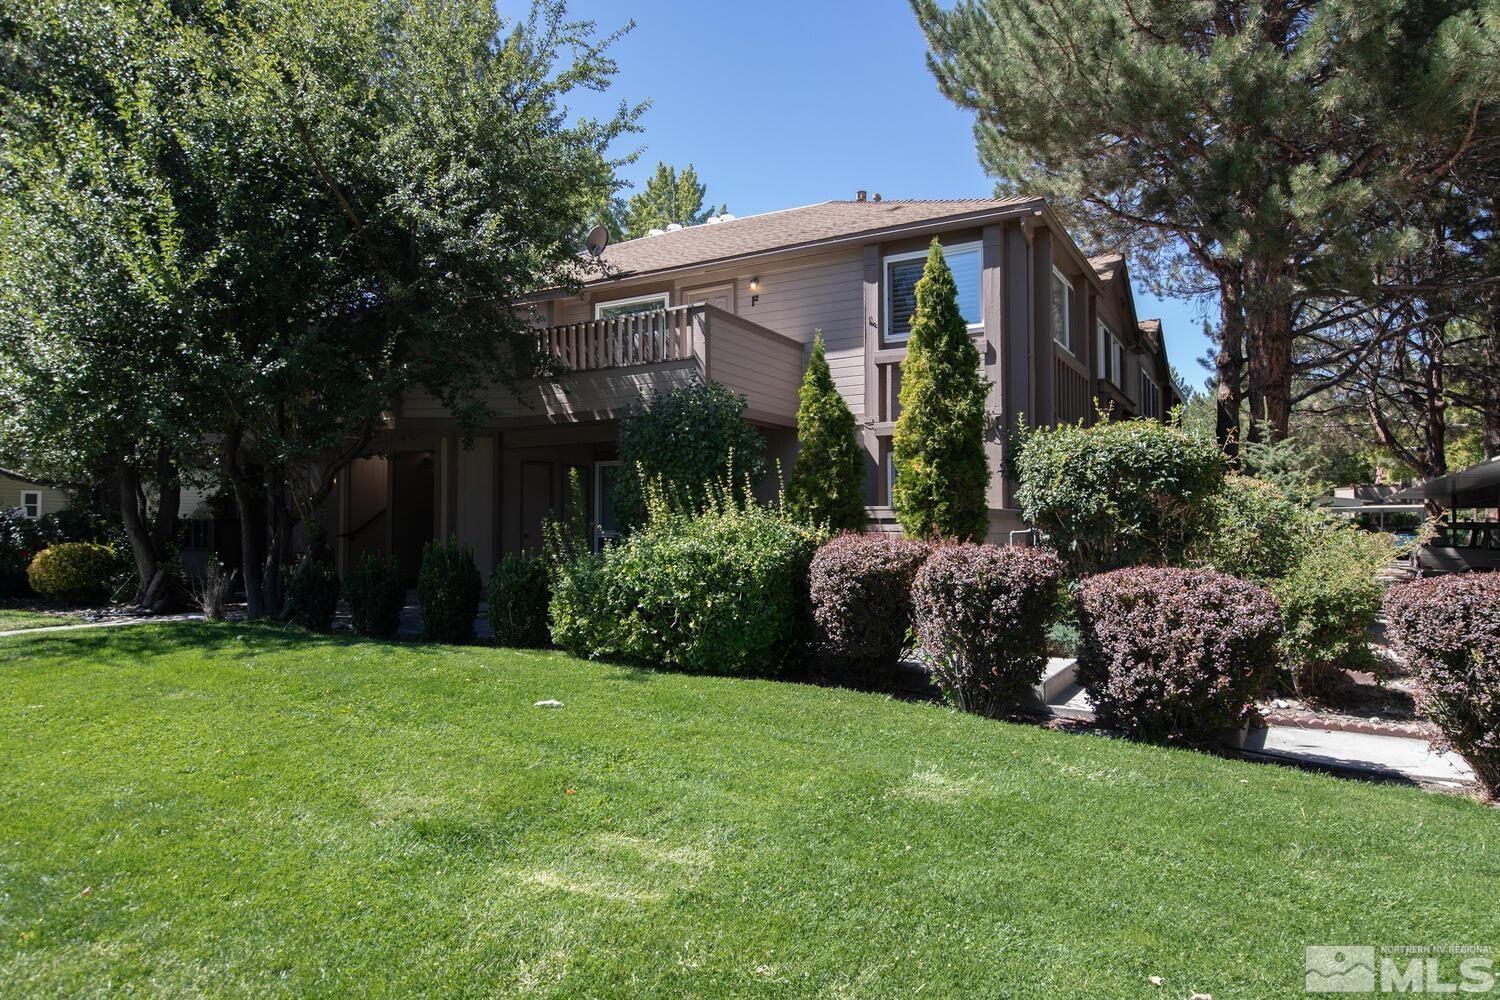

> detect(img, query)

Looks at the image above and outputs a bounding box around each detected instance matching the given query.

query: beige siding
[0,475,69,518]
[456,437,496,577]
[705,310,803,427]
[567,248,864,412]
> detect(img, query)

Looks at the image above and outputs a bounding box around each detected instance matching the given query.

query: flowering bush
[1384,574,1500,796]
[911,544,1064,715]
[1077,567,1281,741]
[550,492,821,676]
[26,542,118,604]
[488,553,550,648]
[808,534,930,684]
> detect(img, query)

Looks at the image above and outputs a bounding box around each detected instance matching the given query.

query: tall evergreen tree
[891,242,989,541]
[786,333,867,533]
[619,162,725,238]
[913,0,1498,445]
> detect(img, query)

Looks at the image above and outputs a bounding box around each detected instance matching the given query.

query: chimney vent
[873,193,882,203]
[855,190,867,202]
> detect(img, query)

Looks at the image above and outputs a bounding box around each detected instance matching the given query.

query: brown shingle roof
[1088,253,1124,280]
[585,197,1041,282]
[1138,318,1163,353]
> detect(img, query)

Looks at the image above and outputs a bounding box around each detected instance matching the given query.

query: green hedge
[550,501,821,676]
[27,542,118,604]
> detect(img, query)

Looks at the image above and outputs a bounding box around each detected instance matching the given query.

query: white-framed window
[883,242,982,343]
[593,460,621,549]
[1096,321,1125,387]
[1140,372,1161,418]
[594,292,669,319]
[20,491,41,519]
[886,449,898,505]
[1051,268,1076,355]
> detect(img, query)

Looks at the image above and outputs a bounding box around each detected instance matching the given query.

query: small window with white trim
[1140,372,1161,418]
[884,243,982,343]
[1051,268,1076,355]
[20,491,41,519]
[594,293,669,319]
[1096,321,1125,387]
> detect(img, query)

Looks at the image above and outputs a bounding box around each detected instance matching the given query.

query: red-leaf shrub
[911,543,1064,714]
[1384,574,1500,796]
[1077,567,1281,741]
[809,534,931,684]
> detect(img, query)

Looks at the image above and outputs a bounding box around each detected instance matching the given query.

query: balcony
[529,304,805,426]
[395,304,806,428]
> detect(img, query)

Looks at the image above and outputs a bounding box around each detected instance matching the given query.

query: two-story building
[331,195,1181,579]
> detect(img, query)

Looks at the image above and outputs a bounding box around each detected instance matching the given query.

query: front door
[519,461,553,556]
[390,451,435,585]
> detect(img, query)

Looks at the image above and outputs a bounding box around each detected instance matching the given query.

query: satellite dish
[585,224,609,258]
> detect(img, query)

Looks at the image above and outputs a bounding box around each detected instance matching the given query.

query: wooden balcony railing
[535,304,702,372]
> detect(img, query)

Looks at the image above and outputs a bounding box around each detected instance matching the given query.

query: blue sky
[559,0,1216,386]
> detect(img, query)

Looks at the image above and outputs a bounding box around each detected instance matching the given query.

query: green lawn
[1,624,1493,997]
[0,607,75,632]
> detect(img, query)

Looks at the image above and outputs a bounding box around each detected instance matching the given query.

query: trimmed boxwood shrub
[1384,574,1500,796]
[911,543,1065,715]
[1016,418,1226,574]
[1077,567,1281,741]
[344,552,405,638]
[489,553,550,648]
[550,502,820,676]
[809,534,930,684]
[26,542,118,604]
[286,556,340,631]
[417,538,482,644]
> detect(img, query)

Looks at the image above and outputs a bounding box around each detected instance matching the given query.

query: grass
[1,624,1494,998]
[0,606,76,632]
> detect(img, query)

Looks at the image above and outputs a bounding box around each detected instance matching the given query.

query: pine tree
[891,241,989,541]
[619,162,726,238]
[786,333,867,533]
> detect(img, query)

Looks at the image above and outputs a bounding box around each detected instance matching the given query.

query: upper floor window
[1140,372,1162,418]
[884,243,982,343]
[1096,322,1125,387]
[1052,268,1076,355]
[594,293,668,319]
[20,491,41,519]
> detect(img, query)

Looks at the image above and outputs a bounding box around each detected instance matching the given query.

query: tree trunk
[115,453,182,610]
[1241,259,1295,443]
[1485,295,1500,460]
[1214,273,1246,461]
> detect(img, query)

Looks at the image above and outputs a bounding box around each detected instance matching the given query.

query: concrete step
[1035,657,1078,703]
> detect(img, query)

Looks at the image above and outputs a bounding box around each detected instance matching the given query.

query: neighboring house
[330,195,1181,579]
[0,472,68,522]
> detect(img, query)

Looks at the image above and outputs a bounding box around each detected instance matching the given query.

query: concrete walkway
[1226,724,1475,789]
[0,613,204,640]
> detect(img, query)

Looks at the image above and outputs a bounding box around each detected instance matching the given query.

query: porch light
[749,277,761,292]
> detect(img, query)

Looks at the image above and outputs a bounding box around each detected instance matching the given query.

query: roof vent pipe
[855,190,867,202]
[873,193,882,203]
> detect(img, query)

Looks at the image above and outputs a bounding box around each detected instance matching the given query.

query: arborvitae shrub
[786,333,867,533]
[488,554,551,648]
[286,556,341,632]
[344,552,405,638]
[891,240,990,542]
[417,538,482,644]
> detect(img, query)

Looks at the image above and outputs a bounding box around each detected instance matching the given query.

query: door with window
[686,284,734,313]
[594,461,621,549]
